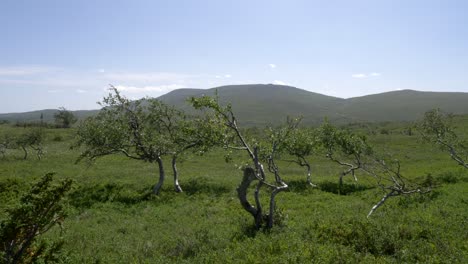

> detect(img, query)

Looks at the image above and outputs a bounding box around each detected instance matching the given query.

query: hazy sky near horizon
[1,0,468,113]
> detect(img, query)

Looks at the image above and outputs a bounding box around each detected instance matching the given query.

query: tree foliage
[364,157,432,217]
[75,86,223,194]
[54,107,77,128]
[282,124,319,186]
[189,94,436,223]
[0,173,72,264]
[418,109,467,168]
[317,121,373,193]
[0,129,44,160]
[190,95,303,229]
[17,129,45,160]
[315,121,432,216]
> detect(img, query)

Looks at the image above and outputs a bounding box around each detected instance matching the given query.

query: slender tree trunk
[302,160,317,187]
[152,156,165,195]
[305,163,312,184]
[21,145,28,160]
[37,148,43,160]
[237,168,258,218]
[172,155,183,192]
[0,145,5,158]
[237,168,265,229]
[31,145,42,160]
[254,181,264,229]
[338,173,345,195]
[267,185,287,228]
[367,191,395,218]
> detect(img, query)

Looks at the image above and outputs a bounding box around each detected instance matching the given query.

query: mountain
[339,89,468,122]
[158,84,345,126]
[1,84,468,126]
[158,85,468,125]
[0,109,98,124]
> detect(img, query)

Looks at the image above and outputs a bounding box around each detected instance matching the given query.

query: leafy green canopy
[75,87,224,163]
[0,173,72,264]
[54,107,77,128]
[418,109,467,168]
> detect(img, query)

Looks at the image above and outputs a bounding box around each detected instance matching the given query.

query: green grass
[1,123,467,263]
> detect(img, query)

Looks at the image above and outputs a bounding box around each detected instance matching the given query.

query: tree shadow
[318,181,374,195]
[69,183,151,209]
[397,190,441,207]
[286,179,315,193]
[232,223,258,240]
[182,177,231,196]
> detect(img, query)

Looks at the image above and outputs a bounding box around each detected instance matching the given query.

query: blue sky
[1,0,467,113]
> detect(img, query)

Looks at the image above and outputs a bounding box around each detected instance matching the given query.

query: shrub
[52,135,63,142]
[380,128,390,135]
[0,173,72,264]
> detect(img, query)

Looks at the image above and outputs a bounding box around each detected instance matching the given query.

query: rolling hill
[339,89,468,122]
[1,84,468,126]
[0,109,98,124]
[158,85,468,125]
[158,84,345,126]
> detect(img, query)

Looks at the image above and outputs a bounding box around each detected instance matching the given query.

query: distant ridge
[158,84,345,126]
[339,89,468,122]
[158,85,468,125]
[2,84,468,126]
[0,109,98,124]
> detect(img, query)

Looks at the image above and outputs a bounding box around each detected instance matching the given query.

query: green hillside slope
[2,85,468,126]
[159,84,345,126]
[339,89,468,122]
[0,109,98,124]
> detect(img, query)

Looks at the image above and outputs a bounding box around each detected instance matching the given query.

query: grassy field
[1,119,467,263]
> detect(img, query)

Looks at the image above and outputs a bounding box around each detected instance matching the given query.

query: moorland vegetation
[1,88,467,263]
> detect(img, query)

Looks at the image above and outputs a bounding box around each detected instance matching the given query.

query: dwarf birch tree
[418,109,467,168]
[315,121,431,216]
[317,121,373,193]
[365,158,432,217]
[282,126,319,186]
[190,95,295,229]
[76,87,217,194]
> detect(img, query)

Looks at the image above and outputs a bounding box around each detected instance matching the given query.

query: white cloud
[269,64,276,69]
[352,72,382,79]
[214,74,232,79]
[0,66,56,76]
[103,72,194,83]
[352,73,367,79]
[47,89,63,93]
[114,84,186,93]
[272,80,290,86]
[0,67,203,100]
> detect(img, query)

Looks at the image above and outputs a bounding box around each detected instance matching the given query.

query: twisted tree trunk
[339,172,344,195]
[0,145,5,158]
[152,156,165,195]
[171,155,183,192]
[367,191,395,218]
[237,168,258,221]
[21,146,28,160]
[237,168,270,229]
[30,145,43,160]
[300,159,317,187]
[253,181,264,228]
[267,184,288,228]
